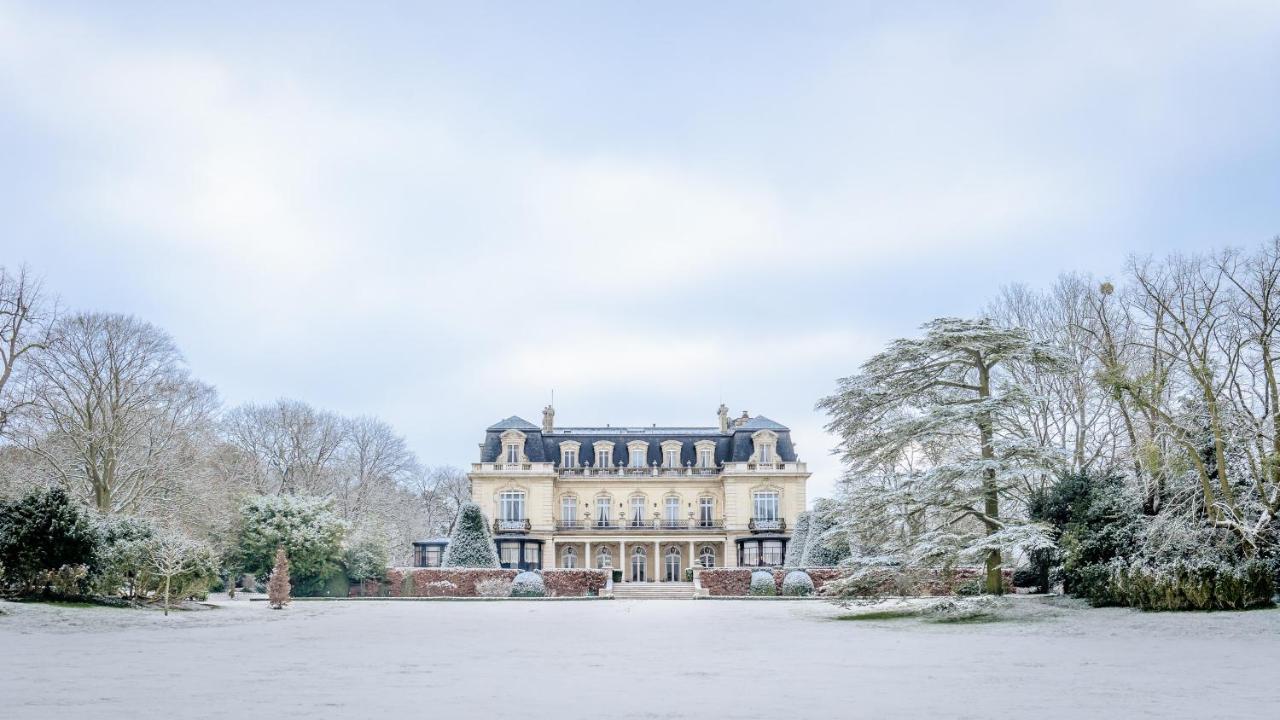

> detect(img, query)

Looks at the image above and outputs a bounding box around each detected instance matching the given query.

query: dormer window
[500,429,527,464]
[751,430,778,465]
[593,441,614,468]
[660,440,683,468]
[627,441,648,468]
[560,441,581,468]
[694,440,717,469]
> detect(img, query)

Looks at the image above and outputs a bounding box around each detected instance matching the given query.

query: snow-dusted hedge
[782,570,814,596]
[542,569,609,597]
[1106,560,1273,611]
[442,503,500,568]
[355,568,519,597]
[749,570,776,596]
[511,571,546,597]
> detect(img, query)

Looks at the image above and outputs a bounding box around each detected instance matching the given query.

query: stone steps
[612,582,695,600]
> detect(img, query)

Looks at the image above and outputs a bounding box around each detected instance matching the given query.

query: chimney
[542,405,555,433]
[717,404,729,433]
[734,411,750,428]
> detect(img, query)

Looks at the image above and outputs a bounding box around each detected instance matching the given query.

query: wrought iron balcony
[493,518,531,533]
[748,518,786,532]
[556,520,585,530]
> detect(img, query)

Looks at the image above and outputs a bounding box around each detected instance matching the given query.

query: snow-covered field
[3,596,1278,719]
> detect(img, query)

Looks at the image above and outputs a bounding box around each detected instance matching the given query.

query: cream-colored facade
[468,406,809,581]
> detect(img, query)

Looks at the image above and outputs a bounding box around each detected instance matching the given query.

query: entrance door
[664,546,681,582]
[630,547,647,582]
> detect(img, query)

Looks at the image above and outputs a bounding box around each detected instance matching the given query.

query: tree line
[0,265,469,600]
[820,238,1280,609]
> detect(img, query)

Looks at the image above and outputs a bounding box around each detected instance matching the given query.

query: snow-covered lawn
[2,596,1278,719]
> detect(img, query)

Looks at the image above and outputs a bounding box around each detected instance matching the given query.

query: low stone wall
[697,567,1012,597]
[542,569,609,597]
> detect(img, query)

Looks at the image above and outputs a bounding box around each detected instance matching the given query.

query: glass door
[630,547,647,582]
[664,547,681,582]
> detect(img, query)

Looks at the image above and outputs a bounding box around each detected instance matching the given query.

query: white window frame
[752,491,779,521]
[630,495,647,525]
[698,545,716,568]
[561,546,577,569]
[500,490,526,521]
[596,496,612,525]
[596,546,613,568]
[699,496,714,526]
[664,496,681,523]
[629,445,647,468]
[561,496,577,523]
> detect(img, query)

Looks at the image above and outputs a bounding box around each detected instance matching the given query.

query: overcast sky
[2,1,1279,501]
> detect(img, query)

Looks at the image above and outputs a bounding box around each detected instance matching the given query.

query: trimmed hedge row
[350,568,609,598]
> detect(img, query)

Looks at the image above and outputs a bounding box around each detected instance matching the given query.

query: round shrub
[511,571,546,597]
[782,570,815,596]
[749,570,776,596]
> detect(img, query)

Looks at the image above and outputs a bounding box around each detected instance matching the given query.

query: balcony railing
[557,464,723,477]
[748,518,786,532]
[554,518,726,532]
[472,462,556,474]
[493,518,531,533]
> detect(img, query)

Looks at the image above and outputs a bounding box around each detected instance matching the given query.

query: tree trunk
[163,575,171,617]
[977,361,1003,595]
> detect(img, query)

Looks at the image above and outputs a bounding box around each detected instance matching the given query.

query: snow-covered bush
[511,570,545,597]
[783,512,812,567]
[442,503,500,568]
[749,570,776,596]
[233,494,347,596]
[342,535,389,584]
[924,596,1003,623]
[798,499,850,568]
[0,487,99,596]
[782,570,814,596]
[475,577,513,597]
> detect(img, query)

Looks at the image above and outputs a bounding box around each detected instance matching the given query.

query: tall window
[500,491,525,521]
[505,443,520,463]
[758,443,774,463]
[665,449,680,468]
[596,546,612,568]
[741,542,759,566]
[753,491,779,521]
[596,496,612,526]
[595,444,613,468]
[762,540,783,566]
[699,497,714,526]
[630,496,647,525]
[664,496,681,525]
[561,546,577,569]
[698,545,715,568]
[562,449,577,467]
[699,448,714,468]
[561,496,577,524]
[629,446,647,468]
[500,542,520,567]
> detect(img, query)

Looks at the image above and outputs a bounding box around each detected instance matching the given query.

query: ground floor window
[737,538,788,567]
[664,546,681,581]
[630,546,647,582]
[698,545,716,568]
[597,546,612,568]
[412,542,446,568]
[496,539,543,570]
[562,546,577,568]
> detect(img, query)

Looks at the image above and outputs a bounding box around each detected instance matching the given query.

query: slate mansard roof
[479,414,798,466]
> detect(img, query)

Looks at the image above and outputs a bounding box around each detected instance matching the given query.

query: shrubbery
[442,503,499,568]
[511,570,545,597]
[232,495,347,596]
[782,570,814,596]
[749,570,776,596]
[0,488,99,596]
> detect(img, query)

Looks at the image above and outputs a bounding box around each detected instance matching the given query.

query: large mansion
[417,405,810,582]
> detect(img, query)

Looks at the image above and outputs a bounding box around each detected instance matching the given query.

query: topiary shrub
[511,570,545,597]
[782,570,814,596]
[783,512,812,567]
[799,499,850,567]
[749,570,776,596]
[442,503,500,568]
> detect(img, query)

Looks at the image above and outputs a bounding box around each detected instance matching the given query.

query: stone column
[654,540,661,582]
[688,540,694,578]
[585,541,592,571]
[546,538,556,570]
[724,539,732,568]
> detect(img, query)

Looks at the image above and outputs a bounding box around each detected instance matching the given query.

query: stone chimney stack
[717,404,730,433]
[734,410,750,428]
[542,405,555,433]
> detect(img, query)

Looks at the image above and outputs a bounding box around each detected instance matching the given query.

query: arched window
[664,545,682,582]
[630,545,647,582]
[561,546,577,569]
[698,545,716,568]
[596,546,612,569]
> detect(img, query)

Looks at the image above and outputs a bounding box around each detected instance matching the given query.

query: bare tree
[148,527,201,616]
[414,465,471,536]
[222,399,346,496]
[22,313,218,513]
[0,265,52,438]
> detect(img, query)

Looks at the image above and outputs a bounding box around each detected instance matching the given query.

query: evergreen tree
[783,512,812,567]
[0,487,99,595]
[267,546,291,609]
[442,503,499,568]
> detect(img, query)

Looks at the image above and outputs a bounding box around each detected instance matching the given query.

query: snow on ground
[2,595,1278,719]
